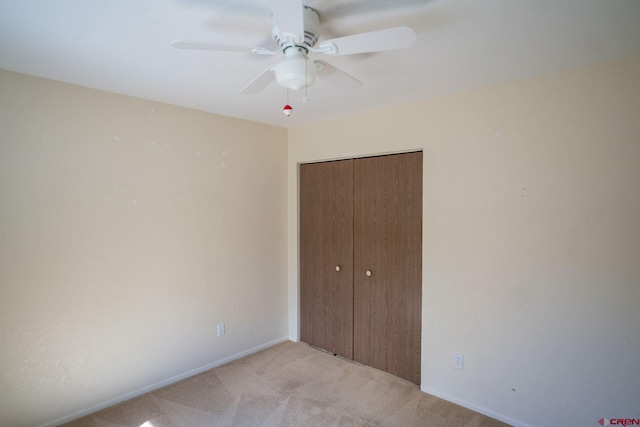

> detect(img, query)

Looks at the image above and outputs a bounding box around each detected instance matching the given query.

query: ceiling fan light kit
[274,49,317,91]
[171,0,418,107]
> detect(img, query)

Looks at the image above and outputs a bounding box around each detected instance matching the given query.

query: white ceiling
[1,0,640,128]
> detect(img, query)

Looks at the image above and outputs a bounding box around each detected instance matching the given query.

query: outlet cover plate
[454,354,464,370]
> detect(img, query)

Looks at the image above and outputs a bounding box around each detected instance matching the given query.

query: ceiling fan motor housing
[272,6,320,52]
[272,6,320,91]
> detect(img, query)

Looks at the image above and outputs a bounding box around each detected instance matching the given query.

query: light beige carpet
[62,341,509,427]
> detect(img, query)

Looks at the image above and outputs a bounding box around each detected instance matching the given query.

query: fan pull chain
[304,60,309,103]
[304,58,311,103]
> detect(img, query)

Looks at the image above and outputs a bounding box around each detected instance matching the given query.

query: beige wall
[0,70,288,427]
[288,55,640,426]
[2,55,639,427]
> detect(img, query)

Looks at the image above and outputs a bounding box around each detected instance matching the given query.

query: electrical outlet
[454,354,464,370]
[217,323,225,337]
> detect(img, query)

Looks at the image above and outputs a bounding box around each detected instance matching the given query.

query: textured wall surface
[288,55,640,427]
[2,54,639,427]
[0,70,288,427]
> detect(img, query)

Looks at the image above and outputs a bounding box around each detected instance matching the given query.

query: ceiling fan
[171,0,417,95]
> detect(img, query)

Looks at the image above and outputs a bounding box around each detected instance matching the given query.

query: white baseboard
[420,386,528,427]
[41,336,289,427]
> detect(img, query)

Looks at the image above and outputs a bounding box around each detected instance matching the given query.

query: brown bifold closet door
[353,152,422,385]
[299,159,354,359]
[299,152,422,385]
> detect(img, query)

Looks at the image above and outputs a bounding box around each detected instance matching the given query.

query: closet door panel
[299,160,354,359]
[353,152,422,384]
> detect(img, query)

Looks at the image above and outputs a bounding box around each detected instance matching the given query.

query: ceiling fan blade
[170,41,252,53]
[314,60,362,92]
[318,26,417,56]
[240,65,276,94]
[268,0,304,41]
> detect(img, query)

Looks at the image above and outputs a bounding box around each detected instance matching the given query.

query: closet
[300,151,422,385]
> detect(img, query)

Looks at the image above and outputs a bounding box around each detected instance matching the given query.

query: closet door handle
[365,270,373,277]
[335,265,341,272]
